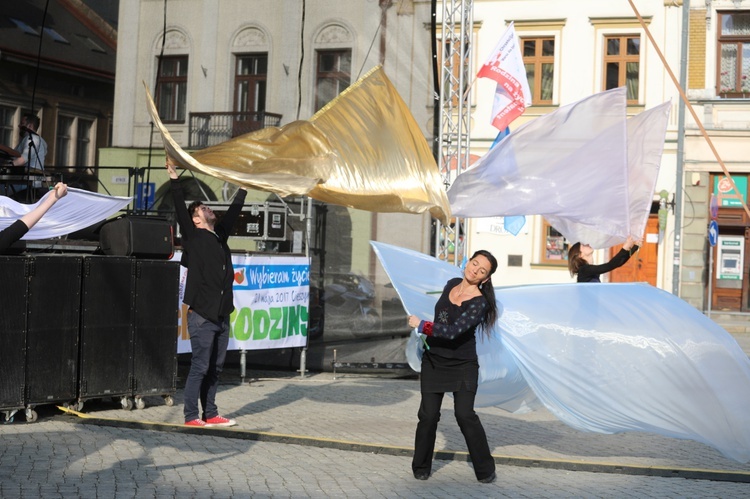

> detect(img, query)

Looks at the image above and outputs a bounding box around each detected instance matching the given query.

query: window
[541,220,569,265]
[0,105,15,147]
[44,27,69,44]
[76,119,93,166]
[232,54,269,137]
[76,34,107,54]
[10,18,39,36]
[717,11,750,97]
[522,37,555,104]
[315,50,351,111]
[55,116,73,167]
[55,115,95,167]
[156,56,188,123]
[234,54,268,114]
[603,35,640,103]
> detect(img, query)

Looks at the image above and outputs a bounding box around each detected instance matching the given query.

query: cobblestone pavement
[1,332,748,498]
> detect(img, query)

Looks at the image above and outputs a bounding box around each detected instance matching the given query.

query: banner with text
[174,252,310,353]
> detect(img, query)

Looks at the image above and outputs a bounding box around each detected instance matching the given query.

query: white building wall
[114,0,434,147]
[111,0,691,292]
[464,0,683,289]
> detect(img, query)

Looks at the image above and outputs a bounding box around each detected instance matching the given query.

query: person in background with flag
[407,250,499,484]
[567,235,640,283]
[0,182,67,253]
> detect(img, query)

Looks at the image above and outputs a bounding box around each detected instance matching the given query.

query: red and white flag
[477,22,532,131]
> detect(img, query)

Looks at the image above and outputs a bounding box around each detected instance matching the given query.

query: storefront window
[541,220,569,264]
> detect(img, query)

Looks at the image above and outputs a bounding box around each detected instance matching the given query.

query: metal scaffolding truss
[435,0,473,267]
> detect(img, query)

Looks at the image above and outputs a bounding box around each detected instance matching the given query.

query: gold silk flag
[145,66,450,223]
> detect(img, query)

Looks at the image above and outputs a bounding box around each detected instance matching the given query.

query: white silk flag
[0,188,132,239]
[477,22,532,131]
[448,87,671,248]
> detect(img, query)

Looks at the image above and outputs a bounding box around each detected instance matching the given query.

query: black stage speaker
[0,257,28,411]
[79,256,134,401]
[25,256,82,406]
[100,216,173,259]
[132,260,180,402]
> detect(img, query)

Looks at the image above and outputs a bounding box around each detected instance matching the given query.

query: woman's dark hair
[567,242,586,277]
[472,249,498,336]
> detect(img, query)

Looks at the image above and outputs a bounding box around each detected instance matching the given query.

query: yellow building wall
[688,9,706,91]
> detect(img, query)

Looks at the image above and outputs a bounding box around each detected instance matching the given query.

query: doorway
[609,214,659,285]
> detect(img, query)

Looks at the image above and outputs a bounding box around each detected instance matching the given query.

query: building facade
[103,0,440,356]
[682,1,750,322]
[0,0,116,189]
[104,1,750,336]
[464,0,684,292]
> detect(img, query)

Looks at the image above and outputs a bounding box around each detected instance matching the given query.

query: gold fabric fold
[145,66,450,223]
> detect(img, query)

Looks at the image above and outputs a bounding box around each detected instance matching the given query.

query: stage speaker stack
[0,257,28,413]
[132,259,180,404]
[78,256,134,404]
[99,216,173,259]
[25,256,82,408]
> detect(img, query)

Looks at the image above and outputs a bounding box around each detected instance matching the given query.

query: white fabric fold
[448,87,671,248]
[0,188,132,240]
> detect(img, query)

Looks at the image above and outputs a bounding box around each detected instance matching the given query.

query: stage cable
[356,9,382,80]
[28,0,50,117]
[143,0,169,214]
[18,0,51,205]
[296,0,306,120]
[429,0,438,257]
[430,0,439,159]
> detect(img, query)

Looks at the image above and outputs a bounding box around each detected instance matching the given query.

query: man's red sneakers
[204,415,237,427]
[185,419,207,427]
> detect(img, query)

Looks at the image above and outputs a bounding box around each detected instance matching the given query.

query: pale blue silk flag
[372,241,750,463]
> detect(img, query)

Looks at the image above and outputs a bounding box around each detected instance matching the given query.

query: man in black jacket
[167,160,247,427]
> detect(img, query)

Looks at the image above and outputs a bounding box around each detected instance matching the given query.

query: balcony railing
[188,111,282,149]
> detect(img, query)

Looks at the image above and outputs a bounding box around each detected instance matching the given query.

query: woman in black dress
[567,235,640,283]
[407,250,498,483]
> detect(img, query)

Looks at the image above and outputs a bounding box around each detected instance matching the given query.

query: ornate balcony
[188,111,282,148]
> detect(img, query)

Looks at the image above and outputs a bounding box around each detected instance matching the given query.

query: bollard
[299,347,307,378]
[240,349,246,384]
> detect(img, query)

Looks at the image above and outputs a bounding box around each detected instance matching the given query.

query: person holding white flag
[568,235,640,283]
[476,22,532,131]
[0,182,67,253]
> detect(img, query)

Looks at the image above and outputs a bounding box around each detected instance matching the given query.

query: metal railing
[188,111,282,148]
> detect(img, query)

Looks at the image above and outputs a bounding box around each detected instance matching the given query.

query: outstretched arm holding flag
[0,183,67,252]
